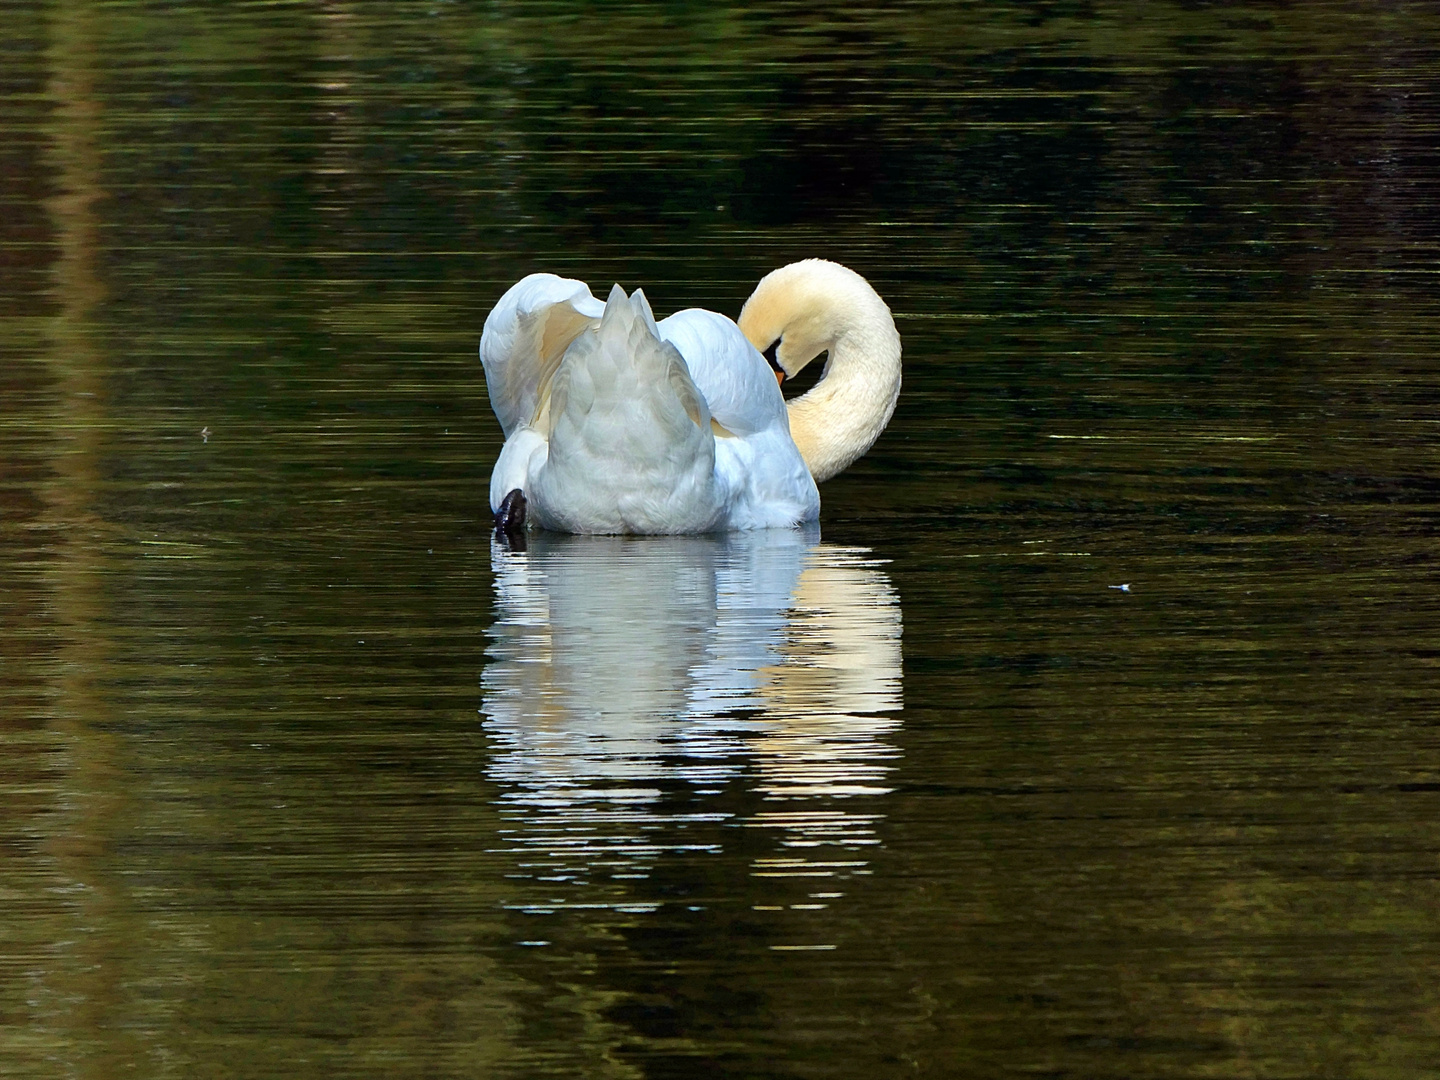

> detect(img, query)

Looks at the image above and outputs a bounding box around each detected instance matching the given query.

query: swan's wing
[480,273,604,437]
[657,308,787,438]
[659,307,819,528]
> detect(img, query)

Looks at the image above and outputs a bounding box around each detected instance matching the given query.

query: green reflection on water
[4,0,1440,1076]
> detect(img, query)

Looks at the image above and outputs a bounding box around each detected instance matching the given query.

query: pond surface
[4,2,1440,1076]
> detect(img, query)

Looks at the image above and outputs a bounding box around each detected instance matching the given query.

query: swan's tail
[530,286,721,533]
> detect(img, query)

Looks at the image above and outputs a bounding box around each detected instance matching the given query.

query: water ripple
[482,529,902,908]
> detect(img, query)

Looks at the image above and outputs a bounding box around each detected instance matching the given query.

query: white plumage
[480,260,900,535]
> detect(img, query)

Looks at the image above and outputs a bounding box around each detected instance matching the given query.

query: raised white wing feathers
[480,274,818,532]
[480,273,603,438]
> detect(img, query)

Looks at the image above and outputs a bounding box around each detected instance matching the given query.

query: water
[4,1,1440,1075]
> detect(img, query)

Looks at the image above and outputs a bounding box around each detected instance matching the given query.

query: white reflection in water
[482,526,902,908]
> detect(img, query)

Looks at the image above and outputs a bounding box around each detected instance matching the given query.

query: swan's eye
[762,339,783,376]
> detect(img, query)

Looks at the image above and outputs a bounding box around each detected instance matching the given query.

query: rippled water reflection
[485,532,901,922]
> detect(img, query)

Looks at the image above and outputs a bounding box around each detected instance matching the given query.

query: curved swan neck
[786,325,901,482]
[738,260,902,483]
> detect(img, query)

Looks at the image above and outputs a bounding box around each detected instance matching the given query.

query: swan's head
[737,259,894,381]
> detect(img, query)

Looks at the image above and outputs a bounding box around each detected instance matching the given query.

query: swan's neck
[739,260,902,484]
[786,312,901,484]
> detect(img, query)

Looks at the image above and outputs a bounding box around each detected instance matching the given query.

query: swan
[479,259,901,536]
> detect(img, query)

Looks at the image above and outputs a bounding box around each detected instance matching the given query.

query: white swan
[479,259,901,535]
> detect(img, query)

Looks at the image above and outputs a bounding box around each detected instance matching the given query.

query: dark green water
[5,1,1440,1076]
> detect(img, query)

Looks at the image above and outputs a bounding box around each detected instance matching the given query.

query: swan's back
[530,286,723,534]
[481,273,820,535]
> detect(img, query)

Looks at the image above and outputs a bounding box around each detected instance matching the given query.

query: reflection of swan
[481,529,902,900]
[480,260,902,534]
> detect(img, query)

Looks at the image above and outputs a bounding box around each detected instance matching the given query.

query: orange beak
[774,369,785,387]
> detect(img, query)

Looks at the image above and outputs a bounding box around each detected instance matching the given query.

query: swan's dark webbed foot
[494,488,528,550]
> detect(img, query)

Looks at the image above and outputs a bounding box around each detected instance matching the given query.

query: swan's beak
[774,369,785,387]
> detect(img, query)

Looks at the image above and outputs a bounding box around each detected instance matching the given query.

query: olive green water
[5,2,1440,1076]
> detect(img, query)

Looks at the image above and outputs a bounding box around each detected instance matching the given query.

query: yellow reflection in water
[36,3,139,1075]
